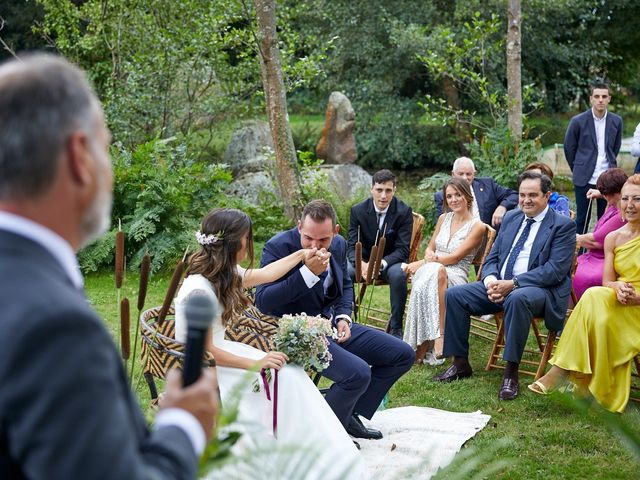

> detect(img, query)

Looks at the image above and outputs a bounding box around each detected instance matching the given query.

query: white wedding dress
[404,213,480,349]
[175,272,363,479]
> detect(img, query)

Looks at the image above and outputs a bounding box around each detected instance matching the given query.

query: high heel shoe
[424,350,445,366]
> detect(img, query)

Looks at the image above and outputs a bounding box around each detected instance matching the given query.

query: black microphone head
[184,293,218,331]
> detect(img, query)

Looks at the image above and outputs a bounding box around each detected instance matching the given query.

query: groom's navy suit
[256,227,414,426]
[443,208,576,363]
[0,231,197,479]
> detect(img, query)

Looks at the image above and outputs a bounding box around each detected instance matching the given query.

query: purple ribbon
[260,368,278,437]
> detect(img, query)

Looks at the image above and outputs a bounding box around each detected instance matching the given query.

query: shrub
[79,137,232,273]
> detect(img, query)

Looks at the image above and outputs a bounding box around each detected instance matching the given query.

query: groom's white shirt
[0,210,206,455]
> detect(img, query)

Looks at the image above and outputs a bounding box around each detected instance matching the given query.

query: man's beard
[79,183,113,249]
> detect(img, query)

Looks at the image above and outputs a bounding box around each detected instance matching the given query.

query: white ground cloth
[359,406,491,479]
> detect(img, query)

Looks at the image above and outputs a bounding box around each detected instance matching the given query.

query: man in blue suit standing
[434,157,518,230]
[564,81,622,235]
[256,200,414,441]
[433,171,576,401]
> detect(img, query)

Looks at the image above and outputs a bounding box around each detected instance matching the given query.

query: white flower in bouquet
[273,313,335,372]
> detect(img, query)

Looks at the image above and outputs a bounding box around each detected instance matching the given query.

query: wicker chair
[139,306,215,404]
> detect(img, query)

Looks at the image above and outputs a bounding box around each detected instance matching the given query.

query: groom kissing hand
[256,200,414,441]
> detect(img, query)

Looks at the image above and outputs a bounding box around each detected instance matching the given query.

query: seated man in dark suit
[256,200,414,440]
[433,171,576,401]
[0,54,218,479]
[347,169,414,338]
[434,156,518,229]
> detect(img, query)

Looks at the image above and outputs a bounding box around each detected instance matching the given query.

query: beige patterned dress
[403,212,480,349]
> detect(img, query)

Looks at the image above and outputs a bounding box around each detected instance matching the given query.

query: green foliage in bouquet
[273,313,334,372]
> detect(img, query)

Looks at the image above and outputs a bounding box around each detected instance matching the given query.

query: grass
[87,271,640,479]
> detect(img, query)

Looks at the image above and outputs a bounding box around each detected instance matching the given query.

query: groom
[256,200,414,440]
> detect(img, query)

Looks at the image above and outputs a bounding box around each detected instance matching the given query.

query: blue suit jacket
[564,109,623,187]
[434,177,518,227]
[480,208,576,330]
[256,228,353,322]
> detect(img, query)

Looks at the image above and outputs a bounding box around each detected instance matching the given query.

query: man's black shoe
[353,440,361,450]
[498,377,519,401]
[346,414,383,440]
[432,364,473,382]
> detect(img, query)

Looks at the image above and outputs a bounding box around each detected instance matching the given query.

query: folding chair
[630,355,640,404]
[485,244,581,381]
[355,211,425,331]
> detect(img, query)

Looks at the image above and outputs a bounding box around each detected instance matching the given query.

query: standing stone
[316,92,357,164]
[224,120,274,175]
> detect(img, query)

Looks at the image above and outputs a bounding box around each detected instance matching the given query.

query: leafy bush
[79,137,232,273]
[467,123,543,189]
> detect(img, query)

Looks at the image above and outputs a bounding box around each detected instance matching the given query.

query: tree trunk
[254,0,302,223]
[506,0,522,139]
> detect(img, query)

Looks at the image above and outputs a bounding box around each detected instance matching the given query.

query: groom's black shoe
[346,414,383,440]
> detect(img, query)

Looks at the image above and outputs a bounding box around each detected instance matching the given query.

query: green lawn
[87,271,640,479]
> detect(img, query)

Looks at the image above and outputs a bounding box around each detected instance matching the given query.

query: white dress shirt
[374,206,389,270]
[0,211,206,455]
[589,109,609,185]
[483,206,549,286]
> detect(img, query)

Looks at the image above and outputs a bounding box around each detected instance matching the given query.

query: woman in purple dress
[573,168,628,300]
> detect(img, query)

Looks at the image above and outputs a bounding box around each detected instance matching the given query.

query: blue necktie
[503,218,535,280]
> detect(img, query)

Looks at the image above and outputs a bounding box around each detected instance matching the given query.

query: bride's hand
[302,248,318,261]
[259,351,289,370]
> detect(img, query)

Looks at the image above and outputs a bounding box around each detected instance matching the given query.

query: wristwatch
[512,276,520,289]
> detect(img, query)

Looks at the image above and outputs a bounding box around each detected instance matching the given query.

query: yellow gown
[549,234,640,413]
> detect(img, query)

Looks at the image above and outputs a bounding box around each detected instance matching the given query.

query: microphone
[182,293,218,387]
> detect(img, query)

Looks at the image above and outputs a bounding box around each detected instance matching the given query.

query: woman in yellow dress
[528,174,640,412]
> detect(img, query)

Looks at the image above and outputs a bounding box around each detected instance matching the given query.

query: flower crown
[196,230,223,246]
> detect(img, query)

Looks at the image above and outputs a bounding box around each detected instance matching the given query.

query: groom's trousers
[321,324,413,426]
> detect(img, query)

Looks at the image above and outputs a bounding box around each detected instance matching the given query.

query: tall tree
[254,0,302,222]
[506,0,522,138]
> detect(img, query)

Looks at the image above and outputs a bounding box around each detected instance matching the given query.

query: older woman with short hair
[573,168,628,300]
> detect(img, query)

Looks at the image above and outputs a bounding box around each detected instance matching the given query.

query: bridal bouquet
[274,313,334,372]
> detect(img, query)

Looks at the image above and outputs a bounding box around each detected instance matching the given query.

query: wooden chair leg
[530,318,545,352]
[535,330,557,381]
[486,315,505,371]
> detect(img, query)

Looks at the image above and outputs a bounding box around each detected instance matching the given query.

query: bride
[402,177,485,364]
[174,208,363,479]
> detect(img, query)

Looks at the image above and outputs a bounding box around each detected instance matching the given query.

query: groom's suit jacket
[256,227,352,322]
[564,108,622,187]
[480,208,576,330]
[0,231,197,479]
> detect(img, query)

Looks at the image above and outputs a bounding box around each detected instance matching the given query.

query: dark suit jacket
[480,208,576,330]
[256,227,352,323]
[434,177,518,227]
[0,231,197,479]
[347,197,413,267]
[564,109,623,187]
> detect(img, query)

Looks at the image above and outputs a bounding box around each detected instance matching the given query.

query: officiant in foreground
[0,54,218,479]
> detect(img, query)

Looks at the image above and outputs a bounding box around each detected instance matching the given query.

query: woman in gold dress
[528,174,640,412]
